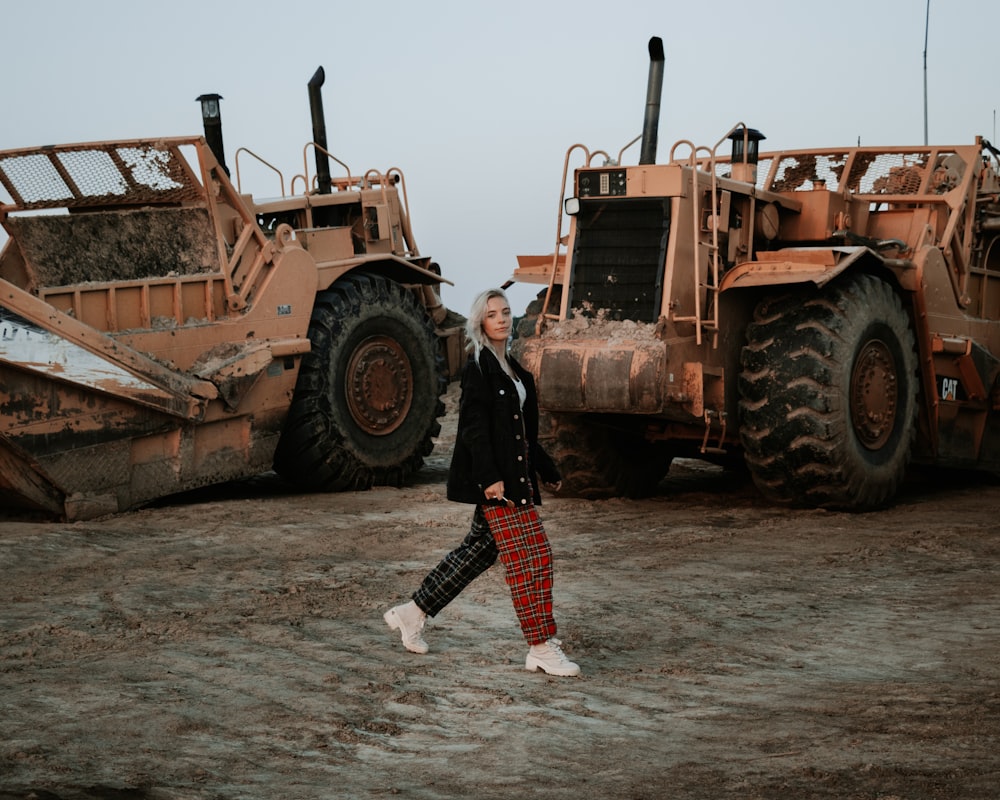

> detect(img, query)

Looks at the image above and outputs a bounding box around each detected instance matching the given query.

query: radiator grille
[569,198,669,323]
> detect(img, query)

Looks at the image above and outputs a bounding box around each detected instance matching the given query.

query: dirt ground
[1,383,999,800]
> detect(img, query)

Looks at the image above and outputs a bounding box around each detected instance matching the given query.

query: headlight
[564,197,580,216]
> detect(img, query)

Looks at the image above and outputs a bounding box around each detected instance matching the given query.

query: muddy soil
[1,384,998,799]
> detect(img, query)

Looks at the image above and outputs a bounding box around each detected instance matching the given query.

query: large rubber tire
[540,411,673,499]
[738,273,918,510]
[273,272,446,492]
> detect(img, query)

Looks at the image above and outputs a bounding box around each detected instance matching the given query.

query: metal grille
[768,152,852,192]
[845,151,938,194]
[763,150,958,196]
[710,146,967,200]
[569,198,669,323]
[0,140,204,210]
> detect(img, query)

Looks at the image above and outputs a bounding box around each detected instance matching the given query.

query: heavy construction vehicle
[510,37,1000,509]
[0,67,465,521]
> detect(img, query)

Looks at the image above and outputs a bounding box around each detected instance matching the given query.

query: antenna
[923,0,930,145]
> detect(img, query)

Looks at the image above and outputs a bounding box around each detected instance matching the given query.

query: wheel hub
[850,339,897,450]
[346,336,412,435]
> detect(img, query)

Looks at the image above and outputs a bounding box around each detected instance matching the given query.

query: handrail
[387,167,420,257]
[707,123,752,346]
[536,143,593,334]
[190,141,272,311]
[668,123,753,348]
[301,142,354,193]
[667,140,714,346]
[588,150,611,166]
[616,134,642,167]
[234,147,285,197]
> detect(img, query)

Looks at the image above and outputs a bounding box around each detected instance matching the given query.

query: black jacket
[446,347,561,508]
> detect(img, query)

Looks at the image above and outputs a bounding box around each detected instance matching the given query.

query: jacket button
[519,477,526,483]
[517,455,523,461]
[513,414,519,420]
[515,434,522,440]
[499,389,506,395]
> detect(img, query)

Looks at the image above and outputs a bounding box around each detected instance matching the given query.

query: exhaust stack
[308,67,333,194]
[196,93,229,176]
[639,37,665,166]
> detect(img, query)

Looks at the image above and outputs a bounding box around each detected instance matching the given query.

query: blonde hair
[466,288,510,361]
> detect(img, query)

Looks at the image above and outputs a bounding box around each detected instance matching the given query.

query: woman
[384,288,579,677]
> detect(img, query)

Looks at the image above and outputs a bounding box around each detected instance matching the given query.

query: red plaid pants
[481,502,556,645]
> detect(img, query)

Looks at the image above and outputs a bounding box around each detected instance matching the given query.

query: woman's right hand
[484,481,505,502]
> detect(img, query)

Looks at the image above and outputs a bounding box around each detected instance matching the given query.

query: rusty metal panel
[0,285,217,418]
[629,343,664,412]
[513,253,566,286]
[0,439,64,514]
[537,348,585,410]
[0,307,187,413]
[531,338,668,414]
[681,362,706,418]
[720,247,869,291]
[583,349,633,409]
[6,208,218,288]
[41,438,132,496]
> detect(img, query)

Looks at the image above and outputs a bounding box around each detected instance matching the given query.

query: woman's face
[482,295,512,349]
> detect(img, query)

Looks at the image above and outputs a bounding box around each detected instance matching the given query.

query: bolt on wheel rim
[850,339,898,450]
[346,336,413,435]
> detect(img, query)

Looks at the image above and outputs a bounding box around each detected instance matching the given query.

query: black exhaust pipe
[639,37,665,166]
[196,93,229,176]
[308,66,333,194]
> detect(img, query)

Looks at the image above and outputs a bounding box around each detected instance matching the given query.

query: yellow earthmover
[0,68,464,520]
[511,37,1000,509]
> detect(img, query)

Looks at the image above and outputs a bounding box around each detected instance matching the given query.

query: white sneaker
[383,601,429,654]
[525,638,581,677]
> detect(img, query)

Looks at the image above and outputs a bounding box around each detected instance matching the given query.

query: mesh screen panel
[764,150,951,195]
[711,148,960,197]
[569,198,669,323]
[0,141,203,209]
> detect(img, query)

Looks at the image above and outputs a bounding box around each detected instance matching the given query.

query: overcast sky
[2,0,997,316]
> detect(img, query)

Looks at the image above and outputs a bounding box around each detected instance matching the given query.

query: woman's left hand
[543,480,563,492]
